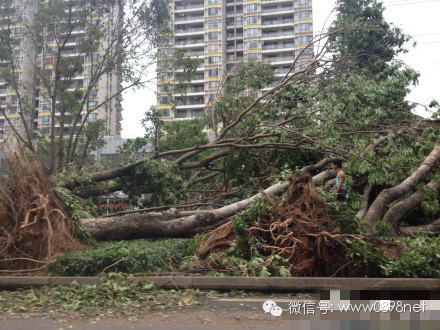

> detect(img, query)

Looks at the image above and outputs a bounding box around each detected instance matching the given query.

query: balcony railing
[175,3,204,11]
[262,6,293,13]
[262,30,294,38]
[175,40,204,46]
[263,43,294,50]
[263,55,294,63]
[176,27,204,34]
[262,18,293,25]
[175,110,188,118]
[176,99,204,106]
[175,15,204,22]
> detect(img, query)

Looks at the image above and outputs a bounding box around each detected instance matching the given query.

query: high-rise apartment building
[157,0,313,120]
[0,0,123,141]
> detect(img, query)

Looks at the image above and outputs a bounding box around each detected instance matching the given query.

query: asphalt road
[1,309,289,330]
[2,297,438,330]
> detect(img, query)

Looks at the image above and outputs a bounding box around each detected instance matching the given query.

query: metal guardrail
[1,276,440,291]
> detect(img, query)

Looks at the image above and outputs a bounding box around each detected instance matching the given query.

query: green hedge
[47,239,196,276]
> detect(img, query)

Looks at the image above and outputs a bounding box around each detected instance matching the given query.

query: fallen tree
[80,159,336,240]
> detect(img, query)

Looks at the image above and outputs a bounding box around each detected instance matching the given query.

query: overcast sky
[121,0,440,138]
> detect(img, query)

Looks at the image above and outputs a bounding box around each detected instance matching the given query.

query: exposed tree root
[198,173,356,277]
[0,152,82,275]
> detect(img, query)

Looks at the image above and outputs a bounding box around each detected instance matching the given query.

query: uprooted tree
[1,0,440,274]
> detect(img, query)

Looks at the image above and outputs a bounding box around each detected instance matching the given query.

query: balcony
[175,27,204,36]
[175,15,204,23]
[262,18,293,26]
[263,55,294,64]
[262,0,293,3]
[263,42,294,50]
[175,3,204,13]
[262,6,294,15]
[175,40,204,48]
[262,30,294,40]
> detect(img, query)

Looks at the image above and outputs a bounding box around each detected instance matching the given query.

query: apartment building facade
[157,0,313,120]
[0,0,123,142]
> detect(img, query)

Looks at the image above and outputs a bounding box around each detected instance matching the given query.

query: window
[208,44,219,52]
[248,40,257,48]
[208,56,219,64]
[247,16,257,24]
[88,101,98,108]
[208,19,218,28]
[298,23,310,32]
[248,53,258,61]
[208,32,218,40]
[0,120,4,130]
[41,115,50,123]
[40,127,50,134]
[298,11,310,19]
[209,68,219,76]
[208,8,219,16]
[303,48,312,55]
[159,96,170,104]
[208,81,219,89]
[161,109,170,117]
[298,35,311,44]
[247,28,257,36]
[42,104,52,111]
[208,0,217,3]
[247,4,257,12]
[159,85,171,93]
[298,0,309,5]
[9,117,16,125]
[175,110,187,118]
[88,113,98,122]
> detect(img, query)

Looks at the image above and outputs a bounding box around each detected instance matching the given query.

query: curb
[1,276,440,291]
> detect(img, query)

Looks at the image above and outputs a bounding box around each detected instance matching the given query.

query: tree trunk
[312,170,335,183]
[81,181,290,240]
[383,181,440,230]
[73,182,124,199]
[365,142,440,224]
[400,219,440,236]
[356,184,373,220]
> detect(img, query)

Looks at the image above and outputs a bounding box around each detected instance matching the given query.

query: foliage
[205,250,291,277]
[0,273,201,319]
[159,119,210,156]
[47,239,196,276]
[381,235,440,278]
[117,158,185,207]
[206,62,274,136]
[55,186,97,242]
[329,0,410,73]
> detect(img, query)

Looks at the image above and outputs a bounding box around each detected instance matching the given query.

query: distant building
[0,0,123,141]
[157,0,314,120]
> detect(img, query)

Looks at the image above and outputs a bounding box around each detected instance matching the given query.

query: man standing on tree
[330,160,347,201]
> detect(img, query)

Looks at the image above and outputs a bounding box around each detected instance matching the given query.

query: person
[330,159,347,201]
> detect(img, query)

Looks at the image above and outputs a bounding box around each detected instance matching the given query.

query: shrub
[47,239,196,276]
